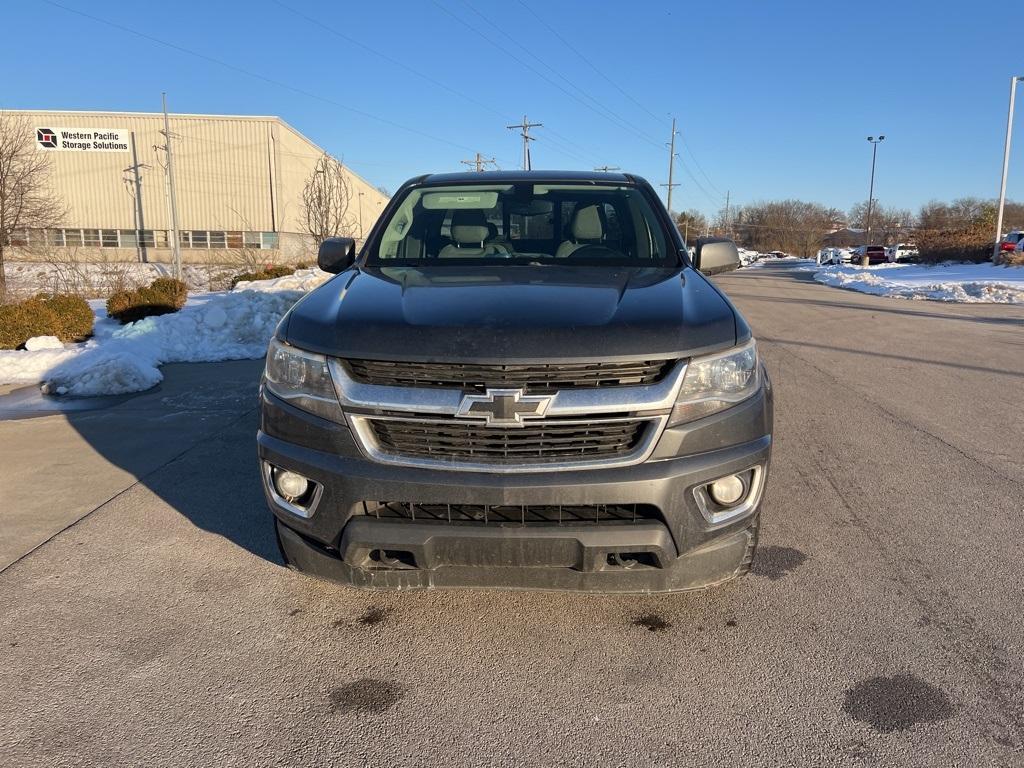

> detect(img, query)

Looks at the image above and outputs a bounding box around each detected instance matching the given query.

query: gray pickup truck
[258,171,772,592]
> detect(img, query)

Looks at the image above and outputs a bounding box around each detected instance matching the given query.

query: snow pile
[0,268,333,396]
[806,262,1024,304]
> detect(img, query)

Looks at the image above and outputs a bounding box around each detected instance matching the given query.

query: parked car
[886,243,918,262]
[1000,231,1024,252]
[862,245,887,264]
[259,170,773,593]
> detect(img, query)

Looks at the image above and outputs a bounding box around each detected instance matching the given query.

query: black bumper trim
[277,517,754,593]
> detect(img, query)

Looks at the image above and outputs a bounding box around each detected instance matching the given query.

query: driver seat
[556,205,604,258]
[438,211,509,258]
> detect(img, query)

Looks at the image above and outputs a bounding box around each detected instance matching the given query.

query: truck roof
[419,170,633,184]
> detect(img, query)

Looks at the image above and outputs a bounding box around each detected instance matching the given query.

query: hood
[282,265,738,362]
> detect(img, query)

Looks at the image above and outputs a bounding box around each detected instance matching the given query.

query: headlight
[669,339,760,425]
[264,337,343,421]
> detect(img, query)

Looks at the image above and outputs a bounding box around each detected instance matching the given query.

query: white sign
[36,127,131,152]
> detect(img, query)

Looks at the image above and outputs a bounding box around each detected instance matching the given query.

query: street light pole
[993,76,1023,261]
[864,134,880,250]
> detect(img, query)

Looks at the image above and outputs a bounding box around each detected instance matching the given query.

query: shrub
[230,265,295,288]
[106,277,189,324]
[149,277,188,308]
[0,294,93,350]
[916,225,994,264]
[38,293,95,341]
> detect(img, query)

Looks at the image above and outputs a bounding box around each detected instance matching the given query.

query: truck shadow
[35,359,282,565]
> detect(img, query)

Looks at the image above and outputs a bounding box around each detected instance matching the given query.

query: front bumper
[259,382,772,593]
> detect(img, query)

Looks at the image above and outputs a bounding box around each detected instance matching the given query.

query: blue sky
[4,0,1021,218]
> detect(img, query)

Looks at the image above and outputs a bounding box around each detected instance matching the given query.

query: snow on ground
[801,261,1024,304]
[0,268,333,396]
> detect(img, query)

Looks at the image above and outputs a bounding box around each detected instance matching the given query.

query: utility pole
[506,115,542,170]
[723,190,731,239]
[594,165,620,172]
[160,93,183,279]
[660,117,679,213]
[993,76,1023,261]
[460,152,496,172]
[122,132,150,264]
[358,191,365,239]
[864,135,885,260]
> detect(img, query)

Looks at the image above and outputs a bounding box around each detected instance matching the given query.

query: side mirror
[317,236,357,273]
[693,237,741,275]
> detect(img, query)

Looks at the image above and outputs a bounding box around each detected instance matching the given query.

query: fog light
[273,469,310,501]
[709,474,745,506]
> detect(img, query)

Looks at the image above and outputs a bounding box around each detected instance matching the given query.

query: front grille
[342,358,675,393]
[363,501,661,526]
[367,417,648,463]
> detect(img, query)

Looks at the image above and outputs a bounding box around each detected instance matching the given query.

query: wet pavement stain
[633,614,671,632]
[725,619,738,627]
[329,679,405,714]
[752,546,808,580]
[843,674,955,733]
[358,606,391,626]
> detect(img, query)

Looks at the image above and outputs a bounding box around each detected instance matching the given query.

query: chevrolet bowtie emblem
[455,388,552,427]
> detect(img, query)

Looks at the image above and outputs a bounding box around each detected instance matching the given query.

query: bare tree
[0,112,66,300]
[302,153,354,248]
[674,209,708,241]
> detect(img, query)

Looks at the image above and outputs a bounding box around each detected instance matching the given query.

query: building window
[65,229,83,247]
[82,229,100,247]
[101,229,120,248]
[209,231,227,249]
[260,232,279,250]
[243,231,262,249]
[10,229,29,246]
[48,230,66,247]
[119,230,138,248]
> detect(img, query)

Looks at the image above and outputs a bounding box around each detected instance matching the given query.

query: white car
[886,243,918,262]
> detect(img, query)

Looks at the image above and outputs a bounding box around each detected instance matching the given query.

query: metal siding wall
[9,111,389,236]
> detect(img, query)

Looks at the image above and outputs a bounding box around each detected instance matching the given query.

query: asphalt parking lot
[2,262,1023,767]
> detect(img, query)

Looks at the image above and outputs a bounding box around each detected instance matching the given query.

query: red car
[1000,231,1023,252]
[864,245,887,264]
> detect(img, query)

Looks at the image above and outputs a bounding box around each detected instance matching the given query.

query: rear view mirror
[317,237,357,273]
[694,237,740,275]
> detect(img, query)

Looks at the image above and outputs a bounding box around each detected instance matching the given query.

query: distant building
[5,110,389,264]
[821,227,865,248]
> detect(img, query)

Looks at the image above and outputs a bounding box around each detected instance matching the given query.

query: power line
[515,0,663,126]
[517,0,727,197]
[43,0,480,154]
[432,1,661,158]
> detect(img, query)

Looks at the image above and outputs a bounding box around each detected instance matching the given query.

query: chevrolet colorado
[258,171,772,592]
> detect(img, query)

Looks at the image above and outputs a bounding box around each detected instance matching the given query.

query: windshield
[369,182,675,266]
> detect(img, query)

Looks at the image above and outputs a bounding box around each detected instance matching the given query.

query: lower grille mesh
[364,501,661,526]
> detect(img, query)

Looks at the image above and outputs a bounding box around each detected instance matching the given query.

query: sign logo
[455,388,551,427]
[36,128,58,149]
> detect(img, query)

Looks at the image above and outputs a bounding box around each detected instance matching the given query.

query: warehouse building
[6,110,389,264]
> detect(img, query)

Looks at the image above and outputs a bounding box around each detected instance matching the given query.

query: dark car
[258,171,773,593]
[864,245,887,264]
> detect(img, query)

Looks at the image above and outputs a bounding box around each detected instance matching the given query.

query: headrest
[571,205,603,240]
[451,210,490,245]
